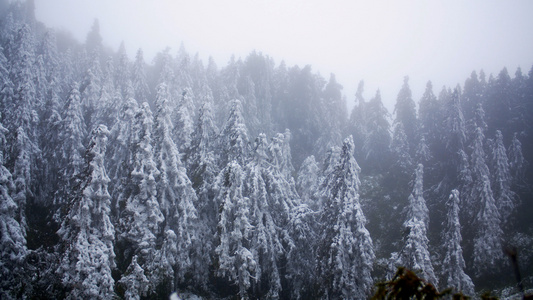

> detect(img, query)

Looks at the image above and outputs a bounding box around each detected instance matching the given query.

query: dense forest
[1,1,532,299]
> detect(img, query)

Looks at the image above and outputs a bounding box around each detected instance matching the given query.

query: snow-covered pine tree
[0,120,27,299]
[508,132,527,187]
[348,80,367,160]
[296,155,319,205]
[490,130,516,221]
[153,82,199,288]
[80,51,102,133]
[317,135,375,299]
[286,202,317,299]
[106,96,138,202]
[56,125,115,299]
[56,82,86,205]
[406,164,430,230]
[391,122,413,176]
[174,88,195,153]
[470,127,503,275]
[117,102,164,297]
[418,81,441,149]
[114,42,131,101]
[362,90,391,173]
[244,134,284,298]
[441,189,475,296]
[393,76,418,153]
[132,48,150,104]
[415,135,432,166]
[218,99,249,167]
[4,24,37,144]
[214,161,257,299]
[394,163,437,286]
[12,127,33,234]
[186,101,219,289]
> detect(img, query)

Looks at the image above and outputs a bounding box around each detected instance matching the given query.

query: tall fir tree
[117,103,164,297]
[441,189,475,296]
[393,76,418,153]
[470,127,503,275]
[56,125,115,299]
[490,130,516,221]
[214,161,257,299]
[0,120,27,299]
[317,136,375,299]
[153,82,199,288]
[394,164,437,286]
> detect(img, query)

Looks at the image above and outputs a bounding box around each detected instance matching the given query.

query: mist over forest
[1,1,533,299]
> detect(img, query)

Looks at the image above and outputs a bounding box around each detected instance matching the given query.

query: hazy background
[34,0,533,111]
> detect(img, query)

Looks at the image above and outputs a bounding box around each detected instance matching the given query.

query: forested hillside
[1,2,532,299]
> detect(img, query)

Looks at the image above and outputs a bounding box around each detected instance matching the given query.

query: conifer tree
[394,76,418,152]
[391,123,413,176]
[80,52,102,132]
[132,48,150,104]
[394,164,437,286]
[187,102,219,288]
[418,81,441,148]
[0,121,27,299]
[442,189,475,296]
[244,134,285,298]
[56,125,115,299]
[317,136,375,299]
[490,130,516,220]
[348,80,367,159]
[153,82,199,286]
[218,99,249,167]
[214,161,257,299]
[56,82,86,205]
[470,127,503,275]
[508,132,527,187]
[296,155,319,205]
[363,90,391,173]
[5,24,37,146]
[117,103,164,296]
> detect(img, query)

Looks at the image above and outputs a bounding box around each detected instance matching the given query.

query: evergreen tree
[117,103,164,297]
[394,164,437,286]
[393,76,418,152]
[153,82,199,287]
[56,82,86,205]
[56,125,115,299]
[114,42,131,100]
[186,102,219,290]
[218,99,249,166]
[80,52,102,133]
[508,132,527,187]
[362,90,391,173]
[391,123,413,176]
[214,161,257,299]
[348,80,367,160]
[296,155,319,205]
[418,81,443,157]
[106,96,138,201]
[470,127,503,275]
[5,24,37,147]
[490,130,516,220]
[317,136,375,299]
[0,121,26,299]
[132,48,150,104]
[286,203,317,299]
[441,189,475,296]
[243,134,285,298]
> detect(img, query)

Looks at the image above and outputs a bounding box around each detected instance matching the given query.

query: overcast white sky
[34,0,533,111]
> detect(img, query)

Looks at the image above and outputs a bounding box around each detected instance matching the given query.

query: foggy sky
[34,0,533,111]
